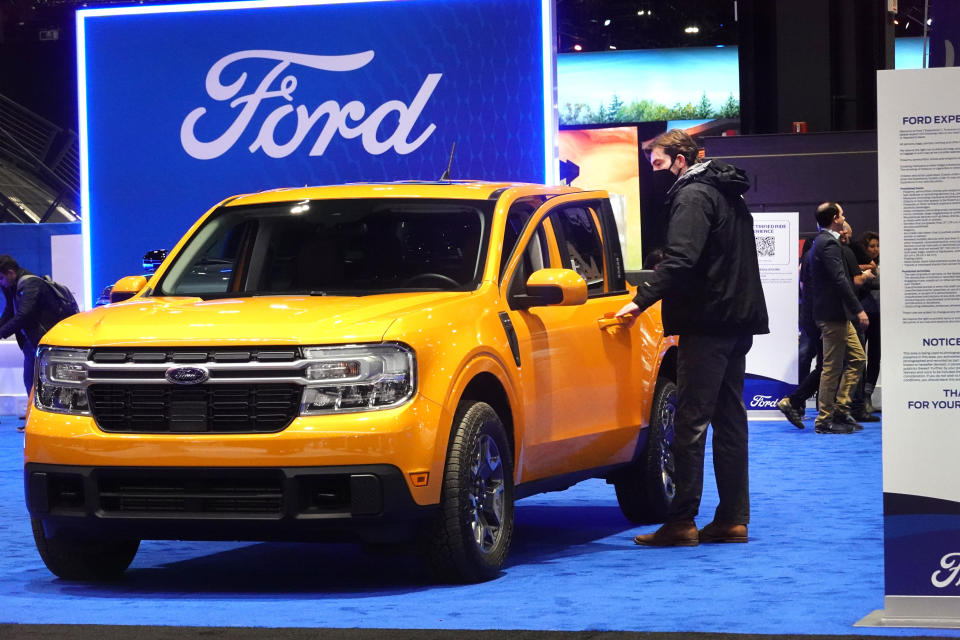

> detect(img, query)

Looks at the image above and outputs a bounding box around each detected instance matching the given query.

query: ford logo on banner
[76,0,556,308]
[180,50,442,160]
[165,366,210,385]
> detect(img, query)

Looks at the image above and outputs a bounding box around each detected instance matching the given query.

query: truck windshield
[154,198,493,298]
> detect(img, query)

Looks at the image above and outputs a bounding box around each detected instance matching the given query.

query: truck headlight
[35,347,91,415]
[300,343,415,414]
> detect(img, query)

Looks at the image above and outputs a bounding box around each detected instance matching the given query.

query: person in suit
[809,204,868,434]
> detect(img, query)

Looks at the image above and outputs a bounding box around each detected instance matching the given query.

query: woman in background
[854,231,880,413]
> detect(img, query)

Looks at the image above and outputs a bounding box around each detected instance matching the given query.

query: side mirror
[513,268,588,309]
[142,249,168,274]
[109,275,148,304]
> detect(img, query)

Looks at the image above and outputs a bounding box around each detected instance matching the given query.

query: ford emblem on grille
[165,366,210,385]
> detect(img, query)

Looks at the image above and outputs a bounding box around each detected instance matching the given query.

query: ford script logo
[180,50,441,160]
[165,366,210,385]
[750,394,779,409]
[932,552,960,588]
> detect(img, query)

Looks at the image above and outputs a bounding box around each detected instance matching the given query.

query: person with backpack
[0,255,79,426]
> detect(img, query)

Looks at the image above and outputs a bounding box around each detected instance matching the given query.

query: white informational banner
[863,67,960,628]
[50,234,85,311]
[745,212,799,414]
[0,338,27,416]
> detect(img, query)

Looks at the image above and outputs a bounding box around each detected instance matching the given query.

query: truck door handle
[597,312,624,330]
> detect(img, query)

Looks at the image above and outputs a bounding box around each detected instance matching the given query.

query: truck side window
[505,220,550,299]
[500,197,546,280]
[549,206,605,295]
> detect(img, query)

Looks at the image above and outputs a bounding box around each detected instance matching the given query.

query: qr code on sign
[756,235,776,257]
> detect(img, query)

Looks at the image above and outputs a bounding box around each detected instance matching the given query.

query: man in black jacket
[617,130,769,546]
[809,204,868,434]
[0,255,62,399]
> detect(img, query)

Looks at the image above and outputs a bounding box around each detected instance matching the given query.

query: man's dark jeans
[668,333,753,525]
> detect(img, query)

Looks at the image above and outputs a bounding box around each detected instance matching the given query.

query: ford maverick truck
[24,181,677,582]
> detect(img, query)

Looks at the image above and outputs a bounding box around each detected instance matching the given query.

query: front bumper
[24,393,447,505]
[25,463,435,544]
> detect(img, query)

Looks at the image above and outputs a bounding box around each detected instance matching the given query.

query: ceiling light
[603,19,611,26]
[905,20,910,29]
[609,45,617,50]
[927,18,933,25]
[684,26,700,34]
[893,18,899,25]
[573,43,583,52]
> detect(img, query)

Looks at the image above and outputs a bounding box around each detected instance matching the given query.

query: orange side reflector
[410,471,429,487]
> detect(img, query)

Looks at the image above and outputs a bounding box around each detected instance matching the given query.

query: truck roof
[224,181,581,206]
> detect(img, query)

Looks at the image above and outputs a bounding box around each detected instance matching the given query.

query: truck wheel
[31,518,139,581]
[614,377,677,524]
[425,401,514,582]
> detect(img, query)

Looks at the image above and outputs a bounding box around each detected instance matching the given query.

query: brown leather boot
[698,520,748,543]
[633,520,699,547]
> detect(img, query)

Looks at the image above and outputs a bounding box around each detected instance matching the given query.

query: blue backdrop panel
[884,495,960,597]
[79,0,553,304]
[929,4,960,68]
[0,222,81,284]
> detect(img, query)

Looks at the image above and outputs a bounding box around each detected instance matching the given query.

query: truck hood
[43,292,473,347]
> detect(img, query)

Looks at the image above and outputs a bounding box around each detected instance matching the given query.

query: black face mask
[649,167,678,203]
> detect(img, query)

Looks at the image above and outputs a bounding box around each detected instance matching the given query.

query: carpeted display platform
[1,413,958,637]
[1,626,959,640]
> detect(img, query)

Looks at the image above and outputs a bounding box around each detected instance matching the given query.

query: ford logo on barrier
[165,366,210,385]
[750,394,779,409]
[932,552,960,588]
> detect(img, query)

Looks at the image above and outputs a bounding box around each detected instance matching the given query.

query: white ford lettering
[750,394,778,409]
[180,50,441,159]
[931,552,960,588]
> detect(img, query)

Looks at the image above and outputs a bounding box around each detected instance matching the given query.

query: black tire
[31,518,139,581]
[614,377,677,524]
[424,401,514,583]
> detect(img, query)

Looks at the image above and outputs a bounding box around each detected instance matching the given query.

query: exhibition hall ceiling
[557,0,932,52]
[3,0,934,52]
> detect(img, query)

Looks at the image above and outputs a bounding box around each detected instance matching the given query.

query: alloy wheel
[468,433,505,554]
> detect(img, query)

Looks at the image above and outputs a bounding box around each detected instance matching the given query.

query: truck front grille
[87,384,302,433]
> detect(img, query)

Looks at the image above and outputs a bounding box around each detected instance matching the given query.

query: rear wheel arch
[658,344,678,384]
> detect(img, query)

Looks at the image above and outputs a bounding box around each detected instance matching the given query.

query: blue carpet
[1,413,958,636]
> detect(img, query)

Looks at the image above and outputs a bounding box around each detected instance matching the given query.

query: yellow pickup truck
[24,181,677,582]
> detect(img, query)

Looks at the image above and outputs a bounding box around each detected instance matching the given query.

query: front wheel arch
[457,372,515,459]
